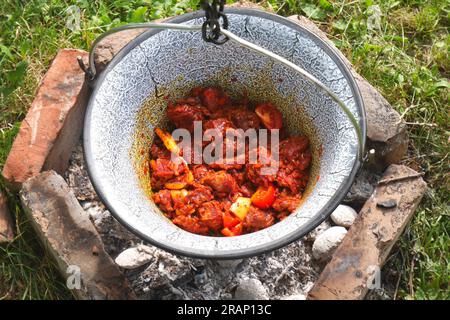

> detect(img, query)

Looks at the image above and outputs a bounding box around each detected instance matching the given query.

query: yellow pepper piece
[230,197,251,221]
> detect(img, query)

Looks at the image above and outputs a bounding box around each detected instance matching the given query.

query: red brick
[2,49,89,191]
[0,191,14,242]
[307,165,427,300]
[93,17,166,74]
[20,171,136,300]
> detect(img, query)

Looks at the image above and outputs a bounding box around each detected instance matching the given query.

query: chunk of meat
[255,102,283,129]
[203,120,245,170]
[192,165,212,180]
[150,159,183,189]
[187,184,214,206]
[167,102,207,132]
[229,108,261,130]
[243,206,275,232]
[279,136,310,161]
[208,158,244,171]
[177,94,202,106]
[202,171,239,197]
[245,147,278,187]
[272,194,301,212]
[239,183,255,198]
[151,159,184,179]
[229,169,245,185]
[200,87,230,112]
[152,190,174,212]
[276,212,290,221]
[275,138,311,193]
[150,158,191,190]
[276,163,310,194]
[203,118,235,137]
[172,215,209,235]
[202,118,235,154]
[190,86,204,97]
[198,201,224,231]
[150,142,171,160]
[292,149,312,171]
[209,106,234,120]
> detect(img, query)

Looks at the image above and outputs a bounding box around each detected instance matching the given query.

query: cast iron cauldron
[83,8,366,259]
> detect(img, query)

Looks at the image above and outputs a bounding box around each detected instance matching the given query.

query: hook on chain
[201,0,229,45]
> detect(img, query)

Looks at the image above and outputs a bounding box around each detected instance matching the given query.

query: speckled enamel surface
[84,9,365,258]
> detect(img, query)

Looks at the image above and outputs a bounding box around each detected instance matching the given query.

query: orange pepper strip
[154,129,196,189]
[164,170,194,190]
[165,181,187,190]
[186,170,194,183]
[155,127,180,155]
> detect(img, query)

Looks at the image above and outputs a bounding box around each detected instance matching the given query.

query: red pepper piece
[221,223,243,237]
[251,184,276,209]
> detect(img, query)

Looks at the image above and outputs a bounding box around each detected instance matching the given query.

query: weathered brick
[307,165,427,300]
[20,171,136,300]
[94,28,147,75]
[2,49,90,192]
[0,191,14,243]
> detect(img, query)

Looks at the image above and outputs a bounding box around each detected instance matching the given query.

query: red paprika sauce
[149,87,311,236]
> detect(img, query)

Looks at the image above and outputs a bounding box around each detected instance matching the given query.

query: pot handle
[221,28,365,162]
[77,22,203,80]
[79,22,365,162]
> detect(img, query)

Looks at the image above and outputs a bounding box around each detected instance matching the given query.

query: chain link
[201,0,229,44]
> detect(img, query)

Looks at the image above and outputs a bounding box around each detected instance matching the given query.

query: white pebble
[331,205,357,228]
[115,245,154,269]
[234,278,269,300]
[86,206,103,220]
[304,220,331,242]
[312,226,347,261]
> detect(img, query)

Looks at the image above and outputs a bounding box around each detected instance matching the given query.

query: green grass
[0,0,448,299]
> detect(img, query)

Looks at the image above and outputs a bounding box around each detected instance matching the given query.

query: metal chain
[200,0,229,44]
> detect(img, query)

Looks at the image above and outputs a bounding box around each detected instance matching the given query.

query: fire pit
[83,8,366,258]
[3,5,426,300]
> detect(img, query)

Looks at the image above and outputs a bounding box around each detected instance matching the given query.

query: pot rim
[83,8,366,259]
